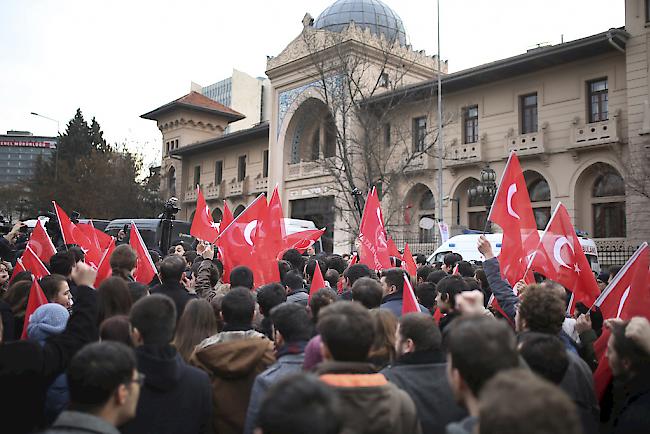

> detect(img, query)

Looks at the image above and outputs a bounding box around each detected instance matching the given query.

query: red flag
[52,202,102,268]
[21,278,49,339]
[129,222,158,284]
[20,247,51,280]
[252,186,285,286]
[591,243,650,399]
[387,237,402,260]
[402,274,421,315]
[433,307,443,324]
[9,258,26,284]
[94,238,116,286]
[281,229,325,255]
[27,220,56,265]
[309,261,326,302]
[78,221,113,253]
[488,152,540,285]
[222,201,233,227]
[402,243,417,277]
[532,203,600,313]
[216,194,267,284]
[191,186,220,243]
[358,187,392,271]
[349,252,358,266]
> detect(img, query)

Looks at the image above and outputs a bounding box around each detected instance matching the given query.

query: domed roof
[314,0,407,46]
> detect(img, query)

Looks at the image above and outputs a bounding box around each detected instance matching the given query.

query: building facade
[0,131,57,184]
[143,0,649,257]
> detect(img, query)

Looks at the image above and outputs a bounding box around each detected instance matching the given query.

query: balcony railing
[183,188,198,203]
[252,177,269,194]
[226,178,249,197]
[286,160,328,181]
[569,113,620,151]
[403,153,432,172]
[505,125,547,157]
[205,182,225,200]
[445,136,484,167]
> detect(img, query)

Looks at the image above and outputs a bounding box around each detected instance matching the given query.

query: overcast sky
[0,0,623,168]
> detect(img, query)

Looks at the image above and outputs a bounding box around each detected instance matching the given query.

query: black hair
[183,251,198,265]
[221,287,255,325]
[463,277,481,291]
[282,270,304,291]
[305,258,327,283]
[342,263,373,287]
[399,313,441,352]
[324,269,339,290]
[414,282,437,312]
[159,255,186,282]
[49,251,76,276]
[611,320,650,376]
[309,288,337,323]
[257,373,342,434]
[456,261,474,277]
[257,282,287,316]
[415,254,427,266]
[282,249,306,275]
[68,246,85,263]
[379,268,406,294]
[130,294,176,345]
[416,265,434,283]
[518,333,569,384]
[318,301,374,362]
[270,302,313,342]
[437,275,470,309]
[127,281,149,303]
[39,274,68,302]
[426,270,448,285]
[277,260,292,283]
[443,252,462,269]
[351,277,383,309]
[447,316,519,396]
[325,255,348,275]
[67,342,136,411]
[229,265,254,290]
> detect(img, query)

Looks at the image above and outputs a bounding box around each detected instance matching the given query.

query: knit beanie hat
[27,303,70,342]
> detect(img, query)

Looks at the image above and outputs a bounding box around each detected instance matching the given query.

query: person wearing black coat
[381,313,467,434]
[150,255,197,321]
[120,294,212,434]
[0,263,98,434]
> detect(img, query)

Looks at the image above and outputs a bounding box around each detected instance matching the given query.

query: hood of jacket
[193,330,274,378]
[136,344,183,392]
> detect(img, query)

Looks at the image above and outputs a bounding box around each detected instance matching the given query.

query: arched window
[525,172,551,230]
[212,208,223,223]
[592,172,625,238]
[418,190,436,243]
[466,178,486,230]
[168,167,176,197]
[234,205,246,218]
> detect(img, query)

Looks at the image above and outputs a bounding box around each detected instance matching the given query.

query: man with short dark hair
[445,316,520,434]
[256,282,287,339]
[415,282,437,315]
[339,263,373,300]
[121,295,213,434]
[415,254,427,268]
[351,277,383,309]
[416,265,434,285]
[304,258,326,285]
[479,369,582,434]
[50,250,82,298]
[150,255,197,320]
[255,373,342,434]
[435,275,470,332]
[426,270,448,285]
[518,333,569,385]
[282,249,305,276]
[230,265,254,290]
[244,303,313,434]
[44,342,140,434]
[382,313,466,434]
[315,301,421,434]
[192,287,275,434]
[283,270,308,306]
[442,253,462,274]
[379,268,426,318]
[455,261,474,278]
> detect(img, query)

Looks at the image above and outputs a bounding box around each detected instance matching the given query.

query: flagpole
[436,0,444,238]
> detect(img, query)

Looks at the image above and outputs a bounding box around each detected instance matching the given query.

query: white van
[283,218,324,253]
[428,232,600,273]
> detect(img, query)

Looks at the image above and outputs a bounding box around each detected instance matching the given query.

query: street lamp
[468,166,497,232]
[30,112,60,180]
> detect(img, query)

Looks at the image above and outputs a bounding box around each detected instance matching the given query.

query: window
[310,127,320,161]
[379,72,389,88]
[463,106,479,144]
[592,172,625,238]
[468,211,487,231]
[587,78,608,123]
[237,155,247,182]
[168,167,176,197]
[263,150,269,178]
[193,165,201,187]
[214,160,223,185]
[520,93,538,134]
[413,117,427,152]
[384,123,391,147]
[165,141,170,156]
[647,0,650,22]
[418,190,436,243]
[526,174,551,230]
[324,117,336,158]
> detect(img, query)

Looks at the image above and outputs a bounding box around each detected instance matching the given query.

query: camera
[161,197,180,220]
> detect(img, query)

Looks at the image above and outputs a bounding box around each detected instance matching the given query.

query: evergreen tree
[57,108,92,163]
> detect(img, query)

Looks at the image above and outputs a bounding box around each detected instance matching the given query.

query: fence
[596,244,640,270]
[391,235,440,257]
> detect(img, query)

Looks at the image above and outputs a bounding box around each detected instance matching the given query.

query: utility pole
[436,0,444,234]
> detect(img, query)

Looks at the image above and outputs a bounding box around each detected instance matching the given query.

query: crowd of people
[0,220,649,434]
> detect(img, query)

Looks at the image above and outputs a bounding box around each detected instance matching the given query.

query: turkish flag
[94,238,116,287]
[533,203,600,313]
[309,261,326,302]
[222,201,234,227]
[402,274,421,315]
[20,247,51,280]
[358,187,392,271]
[402,243,417,277]
[252,186,285,286]
[9,258,26,284]
[21,278,49,339]
[27,220,56,265]
[129,222,158,284]
[216,194,267,284]
[488,152,540,285]
[78,221,113,253]
[387,237,402,260]
[349,252,358,266]
[191,186,220,243]
[280,229,325,256]
[52,202,102,268]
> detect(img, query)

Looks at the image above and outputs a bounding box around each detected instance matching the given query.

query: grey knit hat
[27,303,70,342]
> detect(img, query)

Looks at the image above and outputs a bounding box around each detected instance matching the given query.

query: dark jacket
[42,410,120,434]
[0,298,15,342]
[381,350,467,434]
[191,328,275,434]
[316,360,422,434]
[121,344,213,434]
[150,280,197,320]
[610,372,650,434]
[243,347,306,434]
[482,257,518,322]
[0,285,98,434]
[560,350,600,434]
[380,293,428,318]
[286,289,309,306]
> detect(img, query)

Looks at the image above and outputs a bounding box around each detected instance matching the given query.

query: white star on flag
[210,222,219,229]
[573,263,581,274]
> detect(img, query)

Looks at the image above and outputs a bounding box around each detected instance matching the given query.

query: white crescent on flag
[507,184,521,220]
[553,236,574,269]
[244,220,257,246]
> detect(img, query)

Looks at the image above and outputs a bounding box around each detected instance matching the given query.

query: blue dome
[314,0,407,46]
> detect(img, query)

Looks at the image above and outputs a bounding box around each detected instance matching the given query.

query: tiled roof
[141,91,245,122]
